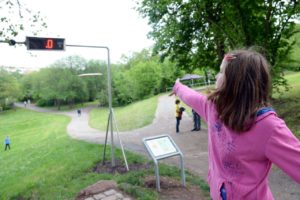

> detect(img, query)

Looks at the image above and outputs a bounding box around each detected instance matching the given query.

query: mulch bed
[92,159,152,174]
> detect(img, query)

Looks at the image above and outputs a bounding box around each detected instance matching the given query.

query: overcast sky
[0,0,154,69]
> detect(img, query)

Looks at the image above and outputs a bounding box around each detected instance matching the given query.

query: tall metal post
[66,44,120,167]
[106,47,115,166]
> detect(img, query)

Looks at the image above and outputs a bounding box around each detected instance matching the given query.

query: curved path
[16,96,300,199]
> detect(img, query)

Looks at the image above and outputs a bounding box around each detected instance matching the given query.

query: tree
[21,55,109,109]
[51,56,108,105]
[0,69,21,110]
[82,60,108,103]
[112,49,183,105]
[137,0,300,90]
[159,58,183,92]
[50,55,87,71]
[20,71,37,100]
[31,67,87,110]
[0,0,47,40]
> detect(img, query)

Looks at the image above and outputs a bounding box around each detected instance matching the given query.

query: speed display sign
[26,37,65,50]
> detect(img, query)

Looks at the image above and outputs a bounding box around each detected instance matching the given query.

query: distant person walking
[191,109,201,131]
[77,109,81,117]
[4,136,10,151]
[23,101,27,107]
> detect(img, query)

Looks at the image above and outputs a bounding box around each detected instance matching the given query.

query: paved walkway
[75,180,133,200]
[16,96,300,199]
[83,189,130,200]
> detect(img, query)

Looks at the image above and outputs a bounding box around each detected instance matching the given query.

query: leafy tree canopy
[137,0,300,90]
[20,55,107,109]
[0,0,47,40]
[112,49,184,105]
[0,69,21,109]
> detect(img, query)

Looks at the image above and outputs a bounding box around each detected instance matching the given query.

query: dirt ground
[145,176,208,200]
[76,160,208,200]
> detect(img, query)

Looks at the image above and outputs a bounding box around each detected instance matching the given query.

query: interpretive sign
[144,135,177,157]
[143,134,185,191]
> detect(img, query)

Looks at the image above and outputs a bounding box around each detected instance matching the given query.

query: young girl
[4,136,11,150]
[172,50,300,199]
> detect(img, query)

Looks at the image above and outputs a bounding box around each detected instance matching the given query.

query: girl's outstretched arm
[172,80,210,122]
[265,118,300,184]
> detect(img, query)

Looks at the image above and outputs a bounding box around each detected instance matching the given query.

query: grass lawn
[89,95,159,131]
[289,24,300,70]
[0,109,208,199]
[0,109,102,199]
[272,72,300,138]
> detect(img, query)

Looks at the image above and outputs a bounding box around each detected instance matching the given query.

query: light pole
[72,45,128,170]
[78,73,102,77]
[68,45,116,165]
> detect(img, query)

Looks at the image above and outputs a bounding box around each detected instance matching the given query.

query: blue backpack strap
[220,184,227,200]
[256,107,275,117]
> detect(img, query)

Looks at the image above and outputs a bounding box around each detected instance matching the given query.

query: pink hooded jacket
[173,81,300,200]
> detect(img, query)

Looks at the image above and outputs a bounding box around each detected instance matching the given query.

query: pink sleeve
[265,118,300,184]
[173,81,209,122]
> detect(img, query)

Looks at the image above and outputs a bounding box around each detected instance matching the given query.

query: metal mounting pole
[111,108,129,171]
[102,111,111,165]
[66,44,121,167]
[106,47,116,167]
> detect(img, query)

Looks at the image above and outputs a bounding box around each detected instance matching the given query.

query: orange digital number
[45,39,54,49]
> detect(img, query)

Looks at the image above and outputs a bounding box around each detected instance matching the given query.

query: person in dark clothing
[191,109,201,131]
[77,109,81,117]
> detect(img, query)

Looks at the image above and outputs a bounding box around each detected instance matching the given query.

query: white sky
[0,0,154,69]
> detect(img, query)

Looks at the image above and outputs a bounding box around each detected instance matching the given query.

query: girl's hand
[169,91,175,96]
[169,78,181,96]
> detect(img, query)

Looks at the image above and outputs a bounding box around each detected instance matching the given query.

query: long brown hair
[208,50,271,133]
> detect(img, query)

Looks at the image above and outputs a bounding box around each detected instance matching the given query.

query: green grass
[289,24,300,70]
[0,108,209,199]
[272,72,300,138]
[89,95,159,131]
[0,109,102,199]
